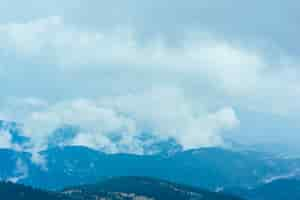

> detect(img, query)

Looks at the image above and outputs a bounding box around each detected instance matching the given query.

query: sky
[0,0,300,154]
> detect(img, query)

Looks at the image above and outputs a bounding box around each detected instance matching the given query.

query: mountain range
[1,120,300,199]
[0,177,242,200]
[1,145,300,191]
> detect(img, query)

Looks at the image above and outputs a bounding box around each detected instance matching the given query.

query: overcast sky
[0,0,300,154]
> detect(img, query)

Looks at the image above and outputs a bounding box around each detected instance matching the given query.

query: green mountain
[0,177,243,200]
[1,146,299,190]
[63,176,243,200]
[0,182,70,200]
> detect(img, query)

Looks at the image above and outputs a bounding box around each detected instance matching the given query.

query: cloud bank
[1,16,299,113]
[0,13,299,153]
[6,88,238,154]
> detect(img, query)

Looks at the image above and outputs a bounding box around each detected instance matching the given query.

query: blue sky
[0,0,300,153]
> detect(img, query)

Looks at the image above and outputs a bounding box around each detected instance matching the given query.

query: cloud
[0,16,62,56]
[15,87,239,153]
[0,97,49,122]
[101,88,240,148]
[1,16,299,116]
[30,151,48,171]
[1,0,299,55]
[0,16,264,75]
[0,15,300,151]
[0,130,13,149]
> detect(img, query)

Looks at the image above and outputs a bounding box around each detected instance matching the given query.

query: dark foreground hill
[63,176,243,200]
[0,182,70,200]
[0,177,243,200]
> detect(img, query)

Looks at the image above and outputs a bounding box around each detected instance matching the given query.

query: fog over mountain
[1,0,300,153]
[1,2,300,199]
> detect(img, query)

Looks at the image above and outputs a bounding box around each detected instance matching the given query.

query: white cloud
[0,16,265,80]
[0,97,49,122]
[15,87,239,153]
[102,88,240,148]
[71,132,119,153]
[0,16,62,56]
[1,16,299,116]
[210,107,240,130]
[30,151,48,171]
[0,130,13,149]
[22,97,49,108]
[0,16,300,152]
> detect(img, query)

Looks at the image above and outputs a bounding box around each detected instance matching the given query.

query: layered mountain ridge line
[0,176,243,200]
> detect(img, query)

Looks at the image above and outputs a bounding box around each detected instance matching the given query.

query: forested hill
[63,176,244,200]
[1,177,244,200]
[0,182,70,200]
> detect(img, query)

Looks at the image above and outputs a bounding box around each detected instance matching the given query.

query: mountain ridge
[1,145,299,191]
[0,177,244,200]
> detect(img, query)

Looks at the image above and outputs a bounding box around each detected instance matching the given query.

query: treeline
[0,182,70,200]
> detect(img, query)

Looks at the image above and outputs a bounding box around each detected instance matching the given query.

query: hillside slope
[1,146,299,190]
[228,179,300,200]
[0,182,70,200]
[63,176,243,200]
[0,178,243,200]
